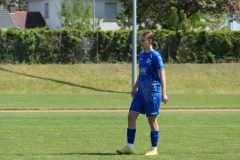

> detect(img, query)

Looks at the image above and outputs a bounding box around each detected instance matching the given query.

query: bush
[0,28,239,64]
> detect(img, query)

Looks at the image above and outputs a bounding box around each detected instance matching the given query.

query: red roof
[11,11,46,29]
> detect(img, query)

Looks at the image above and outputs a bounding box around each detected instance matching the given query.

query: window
[45,3,49,18]
[105,3,117,19]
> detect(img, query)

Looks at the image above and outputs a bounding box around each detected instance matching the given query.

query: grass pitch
[0,93,239,110]
[0,63,239,159]
[0,63,239,94]
[0,63,239,110]
[0,111,239,160]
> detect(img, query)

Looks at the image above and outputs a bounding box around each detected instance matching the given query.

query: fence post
[59,32,62,63]
[168,35,171,64]
[97,33,98,63]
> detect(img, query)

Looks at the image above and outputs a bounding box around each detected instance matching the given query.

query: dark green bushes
[0,28,239,64]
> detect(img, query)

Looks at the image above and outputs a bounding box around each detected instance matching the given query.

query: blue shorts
[130,91,161,117]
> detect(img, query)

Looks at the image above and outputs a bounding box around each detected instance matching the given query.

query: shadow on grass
[0,152,119,156]
[0,67,128,94]
[60,152,118,156]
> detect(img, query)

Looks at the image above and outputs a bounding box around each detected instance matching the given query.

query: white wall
[28,0,62,29]
[226,14,240,31]
[93,0,123,30]
[99,19,119,30]
[228,21,240,31]
[27,0,123,30]
[94,0,122,19]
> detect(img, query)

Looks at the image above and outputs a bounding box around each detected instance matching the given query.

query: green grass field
[0,63,239,94]
[0,63,239,159]
[0,93,239,110]
[0,111,239,160]
[0,63,239,110]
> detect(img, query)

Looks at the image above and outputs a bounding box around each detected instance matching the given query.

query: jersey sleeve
[154,52,164,70]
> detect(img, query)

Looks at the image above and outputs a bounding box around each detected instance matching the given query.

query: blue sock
[127,128,136,144]
[151,131,159,147]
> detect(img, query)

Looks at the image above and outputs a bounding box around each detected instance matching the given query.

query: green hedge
[0,28,239,64]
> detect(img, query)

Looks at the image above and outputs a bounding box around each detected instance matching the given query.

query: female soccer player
[116,31,169,156]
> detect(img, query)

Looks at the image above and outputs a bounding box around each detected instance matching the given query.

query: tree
[228,0,240,21]
[116,9,133,29]
[118,0,240,30]
[56,0,92,30]
[0,0,15,7]
[0,0,27,10]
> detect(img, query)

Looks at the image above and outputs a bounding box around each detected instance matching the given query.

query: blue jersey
[138,49,164,94]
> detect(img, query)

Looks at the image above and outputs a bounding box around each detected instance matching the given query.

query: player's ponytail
[152,41,158,47]
[141,31,158,48]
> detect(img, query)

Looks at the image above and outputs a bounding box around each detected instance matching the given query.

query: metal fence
[0,34,99,64]
[1,31,239,64]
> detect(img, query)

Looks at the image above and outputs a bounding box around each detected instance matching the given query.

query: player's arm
[131,75,139,97]
[158,69,169,104]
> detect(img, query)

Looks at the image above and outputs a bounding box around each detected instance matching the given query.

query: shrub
[0,28,239,64]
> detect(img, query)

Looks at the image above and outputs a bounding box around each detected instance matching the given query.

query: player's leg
[128,111,139,129]
[116,93,144,154]
[127,111,139,148]
[127,92,144,150]
[148,116,159,131]
[144,93,161,156]
[145,116,159,155]
[116,111,139,154]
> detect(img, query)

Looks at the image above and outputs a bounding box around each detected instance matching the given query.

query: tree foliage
[56,0,92,30]
[118,0,240,30]
[0,28,239,64]
[0,0,26,10]
[228,0,240,21]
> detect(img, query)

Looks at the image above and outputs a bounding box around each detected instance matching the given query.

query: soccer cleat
[145,149,158,156]
[116,146,133,154]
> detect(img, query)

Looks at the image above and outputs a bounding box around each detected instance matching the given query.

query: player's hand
[131,89,137,98]
[162,94,169,104]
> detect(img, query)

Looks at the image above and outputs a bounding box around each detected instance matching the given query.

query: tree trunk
[176,5,183,24]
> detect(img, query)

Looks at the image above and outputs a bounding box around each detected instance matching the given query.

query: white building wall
[228,21,240,31]
[27,0,122,30]
[94,0,122,18]
[25,0,240,31]
[27,0,62,29]
[92,0,123,30]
